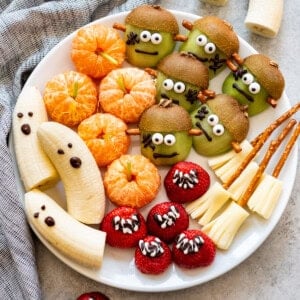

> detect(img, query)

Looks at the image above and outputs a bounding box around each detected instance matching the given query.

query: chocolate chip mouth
[153,152,178,159]
[161,93,179,105]
[232,83,254,102]
[135,49,159,55]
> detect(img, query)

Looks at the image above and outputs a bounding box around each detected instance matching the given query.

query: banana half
[37,121,106,224]
[12,86,59,191]
[25,189,106,268]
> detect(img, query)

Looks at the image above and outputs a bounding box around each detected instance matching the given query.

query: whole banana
[12,86,59,191]
[25,189,106,268]
[37,121,106,224]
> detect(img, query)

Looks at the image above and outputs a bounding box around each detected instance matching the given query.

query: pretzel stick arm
[237,119,297,207]
[272,122,300,178]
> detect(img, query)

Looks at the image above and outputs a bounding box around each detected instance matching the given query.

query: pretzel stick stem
[272,122,300,178]
[223,103,300,189]
[237,119,297,207]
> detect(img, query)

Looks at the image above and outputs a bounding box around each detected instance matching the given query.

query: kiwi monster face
[138,100,194,166]
[180,29,227,79]
[222,54,285,116]
[124,5,179,68]
[190,94,249,156]
[125,25,176,68]
[222,67,269,116]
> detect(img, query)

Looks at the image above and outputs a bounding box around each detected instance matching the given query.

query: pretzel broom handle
[223,103,300,189]
[272,122,300,178]
[237,119,297,207]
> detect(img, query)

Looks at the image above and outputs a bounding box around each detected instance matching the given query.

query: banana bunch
[37,121,106,225]
[12,86,59,191]
[25,189,106,268]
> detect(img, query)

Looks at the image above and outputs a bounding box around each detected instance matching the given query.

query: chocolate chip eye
[248,82,261,94]
[204,42,216,54]
[152,133,164,145]
[151,33,162,45]
[140,30,151,42]
[242,73,254,85]
[67,143,72,148]
[17,112,23,118]
[57,149,64,154]
[174,81,185,94]
[207,114,219,126]
[28,112,33,117]
[164,134,176,146]
[196,34,207,46]
[213,124,225,136]
[163,79,174,91]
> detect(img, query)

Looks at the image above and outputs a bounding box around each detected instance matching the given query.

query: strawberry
[164,161,210,203]
[135,235,172,275]
[100,206,147,248]
[146,201,189,243]
[77,291,109,300]
[172,229,216,268]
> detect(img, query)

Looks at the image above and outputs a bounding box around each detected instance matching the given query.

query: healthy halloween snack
[103,154,160,208]
[99,67,156,123]
[43,70,97,127]
[77,113,130,167]
[222,54,285,116]
[12,86,59,191]
[180,16,240,79]
[172,229,216,268]
[154,52,214,112]
[71,24,126,79]
[113,5,183,68]
[138,99,201,166]
[146,202,189,243]
[100,206,147,248]
[164,161,210,204]
[25,189,106,268]
[135,236,172,274]
[190,94,249,156]
[37,121,106,224]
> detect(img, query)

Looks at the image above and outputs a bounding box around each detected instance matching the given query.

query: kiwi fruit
[138,99,193,165]
[190,94,249,156]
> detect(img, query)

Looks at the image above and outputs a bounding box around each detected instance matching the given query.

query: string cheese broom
[201,120,298,250]
[186,105,300,225]
[208,103,300,183]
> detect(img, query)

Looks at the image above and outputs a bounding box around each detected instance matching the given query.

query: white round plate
[11,10,297,292]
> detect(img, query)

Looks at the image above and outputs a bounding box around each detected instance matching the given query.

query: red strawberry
[172,229,216,268]
[164,161,210,203]
[77,291,109,300]
[100,206,147,248]
[146,201,189,243]
[135,235,172,275]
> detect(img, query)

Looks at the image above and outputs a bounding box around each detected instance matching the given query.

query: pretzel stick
[272,122,300,178]
[237,119,297,207]
[223,103,300,189]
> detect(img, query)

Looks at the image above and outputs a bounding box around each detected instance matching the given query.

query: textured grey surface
[37,1,300,299]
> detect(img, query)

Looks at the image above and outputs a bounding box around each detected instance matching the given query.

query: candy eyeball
[196,34,207,46]
[241,73,254,85]
[152,133,164,145]
[151,33,163,45]
[248,82,261,94]
[164,134,176,146]
[207,114,219,126]
[212,124,225,136]
[163,78,174,90]
[174,82,186,93]
[204,42,216,54]
[140,30,151,42]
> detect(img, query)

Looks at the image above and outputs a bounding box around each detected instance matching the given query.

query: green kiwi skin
[125,25,176,68]
[156,72,202,113]
[140,131,192,166]
[179,29,227,79]
[222,70,270,116]
[190,105,234,156]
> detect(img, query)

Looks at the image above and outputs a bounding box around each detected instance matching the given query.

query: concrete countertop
[37,1,300,299]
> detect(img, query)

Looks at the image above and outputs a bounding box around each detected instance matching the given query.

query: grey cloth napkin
[0,0,156,299]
